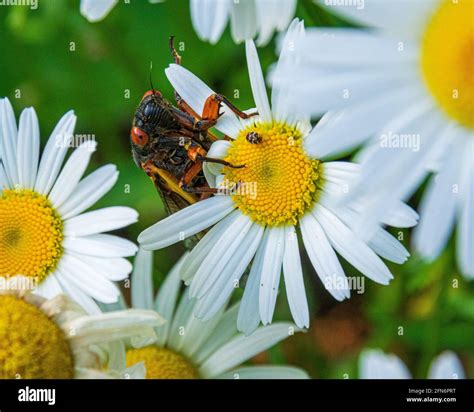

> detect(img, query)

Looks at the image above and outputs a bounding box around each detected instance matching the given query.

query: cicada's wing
[154,173,194,215]
[148,166,205,249]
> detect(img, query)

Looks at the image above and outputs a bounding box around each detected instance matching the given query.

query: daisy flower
[80,0,295,46]
[359,349,465,379]
[138,20,417,333]
[0,280,163,379]
[0,98,138,314]
[273,0,474,278]
[109,248,308,379]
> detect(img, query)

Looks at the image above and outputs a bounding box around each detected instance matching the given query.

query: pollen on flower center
[421,0,474,129]
[0,189,63,284]
[126,346,199,379]
[222,122,322,226]
[0,295,74,379]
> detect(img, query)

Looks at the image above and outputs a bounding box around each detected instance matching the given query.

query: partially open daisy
[0,281,162,379]
[359,349,465,379]
[80,0,295,46]
[273,0,474,278]
[139,20,417,333]
[0,98,138,313]
[106,248,308,379]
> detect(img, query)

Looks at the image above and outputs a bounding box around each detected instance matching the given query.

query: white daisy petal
[285,65,416,117]
[68,309,163,346]
[314,205,393,285]
[193,222,263,321]
[255,0,296,47]
[138,196,235,250]
[179,303,226,358]
[57,164,118,219]
[58,253,120,303]
[193,303,239,365]
[154,257,184,346]
[80,0,118,22]
[190,213,252,299]
[190,0,231,44]
[34,110,76,195]
[203,162,217,188]
[180,211,240,284]
[64,206,138,237]
[0,97,19,185]
[379,200,419,229]
[55,268,102,314]
[245,40,272,122]
[283,226,309,328]
[428,351,465,379]
[199,322,295,378]
[317,0,438,35]
[299,27,418,66]
[324,203,409,265]
[34,273,62,299]
[259,227,285,325]
[166,293,196,351]
[48,141,97,208]
[271,18,305,123]
[16,107,39,189]
[237,229,269,335]
[131,248,154,310]
[300,213,349,301]
[64,234,138,258]
[320,161,360,200]
[350,106,445,236]
[76,254,132,281]
[230,0,257,44]
[217,365,308,379]
[367,228,409,265]
[304,87,420,159]
[0,162,8,190]
[204,140,231,177]
[413,143,461,261]
[359,349,412,379]
[121,362,146,379]
[457,142,474,278]
[105,341,126,373]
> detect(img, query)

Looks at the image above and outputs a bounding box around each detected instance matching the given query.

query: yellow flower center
[126,346,199,379]
[421,0,474,129]
[0,295,74,379]
[222,122,322,226]
[0,189,63,284]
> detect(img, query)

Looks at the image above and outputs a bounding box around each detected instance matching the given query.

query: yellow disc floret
[421,0,474,129]
[0,189,63,283]
[126,346,199,379]
[0,295,74,379]
[223,122,322,226]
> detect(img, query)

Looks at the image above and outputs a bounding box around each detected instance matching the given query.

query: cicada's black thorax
[134,93,180,137]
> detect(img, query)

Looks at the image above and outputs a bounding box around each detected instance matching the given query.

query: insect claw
[199,156,245,169]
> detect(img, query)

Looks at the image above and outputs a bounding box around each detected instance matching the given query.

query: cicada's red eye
[131,127,149,146]
[142,89,162,100]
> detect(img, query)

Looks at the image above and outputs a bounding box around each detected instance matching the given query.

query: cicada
[130,37,254,216]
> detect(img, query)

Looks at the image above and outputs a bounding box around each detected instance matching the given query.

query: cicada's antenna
[149,61,156,94]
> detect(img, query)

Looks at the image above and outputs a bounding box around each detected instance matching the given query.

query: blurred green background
[0,0,472,378]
